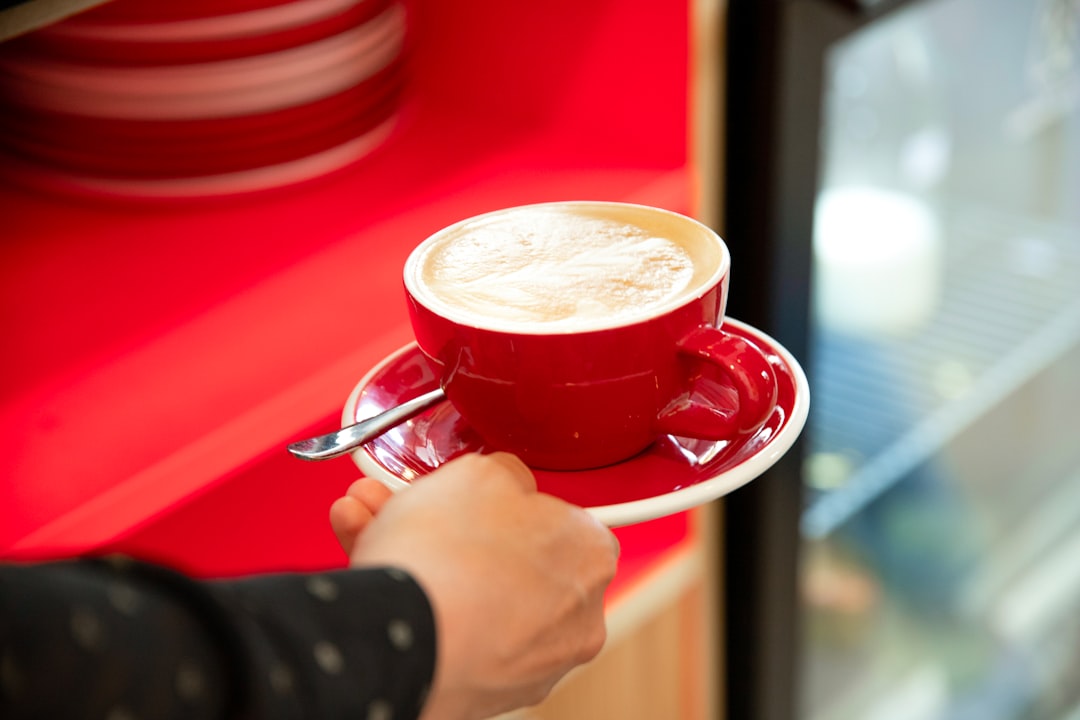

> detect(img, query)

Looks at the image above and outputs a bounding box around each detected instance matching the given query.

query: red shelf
[0,0,695,590]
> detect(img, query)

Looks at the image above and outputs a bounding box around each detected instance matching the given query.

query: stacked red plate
[0,0,409,198]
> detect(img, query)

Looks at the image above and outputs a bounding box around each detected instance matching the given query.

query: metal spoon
[287,387,446,461]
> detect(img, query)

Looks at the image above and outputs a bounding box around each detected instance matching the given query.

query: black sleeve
[0,557,437,720]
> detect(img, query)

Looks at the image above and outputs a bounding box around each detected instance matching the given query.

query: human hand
[340,452,619,720]
[329,476,394,556]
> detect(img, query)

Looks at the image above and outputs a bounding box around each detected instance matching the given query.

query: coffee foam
[410,204,722,331]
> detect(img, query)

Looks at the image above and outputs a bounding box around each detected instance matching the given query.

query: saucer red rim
[344,317,809,527]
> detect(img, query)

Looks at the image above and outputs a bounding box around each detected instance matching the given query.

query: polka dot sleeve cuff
[0,561,436,720]
[211,567,437,720]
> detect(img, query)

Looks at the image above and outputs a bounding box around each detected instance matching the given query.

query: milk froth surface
[418,207,702,329]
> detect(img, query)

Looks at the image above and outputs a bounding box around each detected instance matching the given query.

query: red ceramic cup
[403,201,778,470]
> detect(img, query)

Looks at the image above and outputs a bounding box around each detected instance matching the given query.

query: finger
[329,495,373,555]
[345,476,394,515]
[583,512,620,561]
[583,513,621,576]
[482,451,538,493]
[607,527,621,561]
[561,503,621,579]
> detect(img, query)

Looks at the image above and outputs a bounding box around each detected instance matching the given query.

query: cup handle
[655,324,778,439]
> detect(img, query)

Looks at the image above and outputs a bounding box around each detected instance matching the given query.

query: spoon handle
[287,387,446,461]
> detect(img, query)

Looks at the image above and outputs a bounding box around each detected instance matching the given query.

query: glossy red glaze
[62,0,334,24]
[13,0,397,65]
[347,318,804,521]
[668,324,778,434]
[405,276,778,470]
[2,64,403,178]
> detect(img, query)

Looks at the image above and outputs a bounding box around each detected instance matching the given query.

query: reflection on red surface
[351,327,798,511]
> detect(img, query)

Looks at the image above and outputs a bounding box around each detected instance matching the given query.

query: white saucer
[343,317,809,527]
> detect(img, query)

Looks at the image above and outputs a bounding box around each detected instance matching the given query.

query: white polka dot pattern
[0,562,435,720]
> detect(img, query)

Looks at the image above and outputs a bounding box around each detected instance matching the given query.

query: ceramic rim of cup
[403,200,731,336]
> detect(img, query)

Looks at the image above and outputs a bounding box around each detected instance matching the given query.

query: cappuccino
[407,203,724,332]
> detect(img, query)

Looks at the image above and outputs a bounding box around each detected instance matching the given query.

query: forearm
[213,565,436,720]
